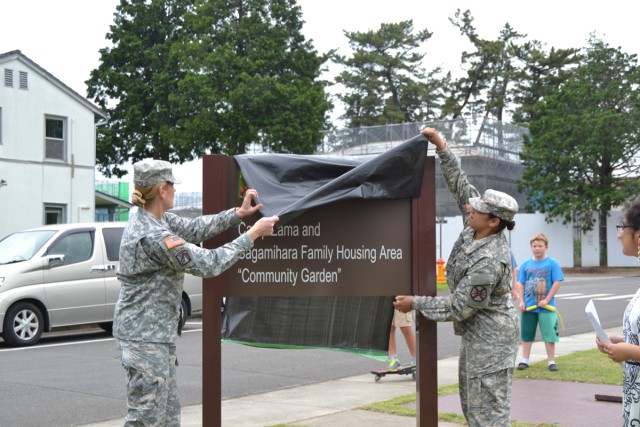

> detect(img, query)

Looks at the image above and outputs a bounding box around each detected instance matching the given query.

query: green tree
[442,9,524,122]
[333,20,445,128]
[87,0,330,178]
[175,0,331,156]
[518,36,640,265]
[511,40,580,125]
[87,0,191,177]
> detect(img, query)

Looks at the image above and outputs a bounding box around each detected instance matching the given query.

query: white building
[0,50,108,238]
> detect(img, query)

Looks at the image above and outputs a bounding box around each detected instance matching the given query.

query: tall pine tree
[511,40,580,125]
[333,20,445,128]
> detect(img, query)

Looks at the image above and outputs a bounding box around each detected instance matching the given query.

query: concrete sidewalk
[81,327,621,427]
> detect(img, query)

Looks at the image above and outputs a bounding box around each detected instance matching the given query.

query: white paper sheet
[585,299,610,343]
[586,299,625,368]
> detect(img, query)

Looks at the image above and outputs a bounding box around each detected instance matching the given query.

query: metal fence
[173,192,203,210]
[319,117,528,164]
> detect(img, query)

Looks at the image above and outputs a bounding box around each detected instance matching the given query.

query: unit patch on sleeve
[173,248,192,266]
[470,285,488,302]
[164,235,184,250]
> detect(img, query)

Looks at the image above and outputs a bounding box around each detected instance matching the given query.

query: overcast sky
[2,0,639,191]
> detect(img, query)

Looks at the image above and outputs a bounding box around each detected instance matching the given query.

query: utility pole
[435,217,447,259]
[435,217,448,285]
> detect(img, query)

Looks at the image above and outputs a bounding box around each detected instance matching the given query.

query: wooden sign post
[202,155,437,426]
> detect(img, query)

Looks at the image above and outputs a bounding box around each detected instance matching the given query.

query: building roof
[0,50,108,121]
[95,190,133,210]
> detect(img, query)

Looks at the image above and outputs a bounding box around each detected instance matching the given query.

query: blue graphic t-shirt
[517,257,564,313]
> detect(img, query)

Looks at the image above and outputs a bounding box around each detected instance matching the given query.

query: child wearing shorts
[387,309,416,370]
[516,232,564,371]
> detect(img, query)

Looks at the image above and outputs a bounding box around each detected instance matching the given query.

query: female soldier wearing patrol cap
[113,159,278,426]
[394,128,519,427]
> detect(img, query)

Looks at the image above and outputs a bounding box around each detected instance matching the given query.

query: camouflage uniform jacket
[413,145,519,373]
[113,207,253,344]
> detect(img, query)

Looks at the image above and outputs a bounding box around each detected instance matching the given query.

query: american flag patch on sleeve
[163,236,184,249]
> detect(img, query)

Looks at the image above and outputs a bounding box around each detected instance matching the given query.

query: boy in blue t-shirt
[516,233,564,371]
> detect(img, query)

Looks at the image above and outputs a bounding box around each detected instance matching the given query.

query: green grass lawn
[514,348,622,385]
[355,348,623,427]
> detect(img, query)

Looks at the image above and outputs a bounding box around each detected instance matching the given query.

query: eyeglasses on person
[617,224,633,236]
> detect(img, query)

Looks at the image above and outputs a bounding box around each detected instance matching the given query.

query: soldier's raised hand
[420,127,446,151]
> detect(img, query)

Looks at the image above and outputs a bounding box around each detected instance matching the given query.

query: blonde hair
[530,232,549,247]
[131,183,163,208]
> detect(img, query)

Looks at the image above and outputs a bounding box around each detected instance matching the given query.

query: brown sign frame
[202,154,437,426]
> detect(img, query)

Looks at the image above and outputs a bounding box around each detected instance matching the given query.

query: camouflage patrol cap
[469,189,518,221]
[133,159,182,186]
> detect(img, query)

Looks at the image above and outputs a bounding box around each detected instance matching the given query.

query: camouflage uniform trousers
[116,339,180,426]
[458,337,515,427]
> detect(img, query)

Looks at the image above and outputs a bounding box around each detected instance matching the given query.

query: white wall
[0,55,97,238]
[608,210,637,267]
[436,210,640,268]
[581,213,600,267]
[436,213,574,268]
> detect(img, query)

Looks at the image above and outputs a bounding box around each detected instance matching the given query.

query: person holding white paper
[596,196,640,426]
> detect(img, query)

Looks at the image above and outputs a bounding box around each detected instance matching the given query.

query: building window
[4,69,13,87]
[44,204,66,224]
[45,116,66,161]
[19,71,28,90]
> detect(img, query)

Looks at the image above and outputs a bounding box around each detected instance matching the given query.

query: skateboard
[370,365,416,382]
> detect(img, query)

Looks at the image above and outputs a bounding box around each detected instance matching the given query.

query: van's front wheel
[179,297,189,332]
[3,302,44,346]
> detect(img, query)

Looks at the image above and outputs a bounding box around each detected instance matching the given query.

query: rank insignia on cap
[470,285,488,302]
[164,236,183,249]
[173,248,192,266]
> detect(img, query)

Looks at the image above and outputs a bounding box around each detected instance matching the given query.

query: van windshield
[0,230,57,264]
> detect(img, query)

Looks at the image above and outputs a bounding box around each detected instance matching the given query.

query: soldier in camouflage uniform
[113,159,278,426]
[394,128,519,427]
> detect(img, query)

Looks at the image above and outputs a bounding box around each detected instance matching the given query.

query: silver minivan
[0,222,203,346]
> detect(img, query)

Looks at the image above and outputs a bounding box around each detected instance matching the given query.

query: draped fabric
[222,135,429,356]
[234,134,429,224]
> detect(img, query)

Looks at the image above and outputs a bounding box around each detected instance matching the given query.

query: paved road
[0,274,636,426]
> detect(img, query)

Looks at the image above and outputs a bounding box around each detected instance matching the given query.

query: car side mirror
[46,254,65,269]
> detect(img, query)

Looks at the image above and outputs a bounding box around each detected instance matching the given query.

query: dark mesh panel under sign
[222,296,395,357]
